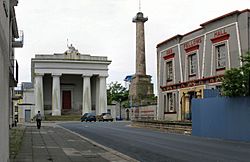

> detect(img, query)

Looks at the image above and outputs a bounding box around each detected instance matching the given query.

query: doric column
[95,77,100,114]
[184,93,190,120]
[34,73,44,116]
[133,12,148,75]
[52,74,61,116]
[98,76,108,114]
[82,75,91,115]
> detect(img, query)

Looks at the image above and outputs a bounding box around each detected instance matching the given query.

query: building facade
[14,82,35,123]
[31,45,111,117]
[157,9,250,121]
[0,0,23,161]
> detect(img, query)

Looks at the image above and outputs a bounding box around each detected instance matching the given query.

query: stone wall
[132,120,192,135]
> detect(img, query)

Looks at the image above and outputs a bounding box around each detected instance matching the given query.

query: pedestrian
[35,111,42,129]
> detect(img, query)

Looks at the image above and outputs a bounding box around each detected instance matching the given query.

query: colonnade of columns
[34,73,108,116]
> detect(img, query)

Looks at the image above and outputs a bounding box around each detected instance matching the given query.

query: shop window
[216,44,226,69]
[188,53,197,76]
[166,61,173,81]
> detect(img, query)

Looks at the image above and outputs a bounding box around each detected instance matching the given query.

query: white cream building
[0,0,23,161]
[31,45,111,117]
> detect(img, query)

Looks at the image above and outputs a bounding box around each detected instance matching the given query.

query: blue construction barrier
[192,96,250,142]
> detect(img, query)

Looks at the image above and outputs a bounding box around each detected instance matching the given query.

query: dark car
[80,113,89,122]
[81,113,96,122]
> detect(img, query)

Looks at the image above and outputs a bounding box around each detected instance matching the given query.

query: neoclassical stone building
[31,45,111,116]
[157,9,250,121]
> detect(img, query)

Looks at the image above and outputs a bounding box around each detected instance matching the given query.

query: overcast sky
[15,0,250,92]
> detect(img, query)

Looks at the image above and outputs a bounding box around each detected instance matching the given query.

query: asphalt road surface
[60,121,250,162]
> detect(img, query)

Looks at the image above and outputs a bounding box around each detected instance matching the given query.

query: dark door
[25,110,31,122]
[188,91,197,120]
[62,91,71,109]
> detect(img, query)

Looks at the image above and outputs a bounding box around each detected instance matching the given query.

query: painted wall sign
[211,29,230,43]
[214,29,227,37]
[161,75,224,91]
[184,37,202,50]
[166,49,173,55]
[163,48,175,60]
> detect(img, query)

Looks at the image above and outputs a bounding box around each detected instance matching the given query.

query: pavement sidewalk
[12,122,138,162]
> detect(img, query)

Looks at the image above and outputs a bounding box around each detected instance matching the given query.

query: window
[167,93,174,112]
[188,53,197,76]
[216,44,226,69]
[166,61,173,81]
[164,95,167,112]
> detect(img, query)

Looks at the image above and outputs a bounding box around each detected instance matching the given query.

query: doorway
[62,91,72,110]
[25,110,31,122]
[187,91,197,120]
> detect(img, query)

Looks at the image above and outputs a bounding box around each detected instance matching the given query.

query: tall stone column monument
[129,12,154,105]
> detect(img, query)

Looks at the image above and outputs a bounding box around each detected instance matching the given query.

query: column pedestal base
[52,110,61,116]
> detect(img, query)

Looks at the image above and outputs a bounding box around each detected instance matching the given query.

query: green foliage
[107,82,129,104]
[221,68,245,96]
[9,126,25,159]
[221,52,250,96]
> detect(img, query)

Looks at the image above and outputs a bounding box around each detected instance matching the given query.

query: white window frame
[188,53,197,76]
[167,93,175,112]
[166,61,173,81]
[211,41,230,75]
[215,43,226,69]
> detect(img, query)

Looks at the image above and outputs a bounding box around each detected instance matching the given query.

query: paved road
[60,121,250,162]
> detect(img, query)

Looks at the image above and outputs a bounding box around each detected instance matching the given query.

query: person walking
[35,111,42,129]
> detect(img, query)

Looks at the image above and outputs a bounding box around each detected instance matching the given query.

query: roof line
[157,9,250,48]
[156,35,182,48]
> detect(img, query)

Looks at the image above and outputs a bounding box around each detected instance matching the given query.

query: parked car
[96,113,113,122]
[116,116,123,121]
[80,113,88,122]
[81,113,96,122]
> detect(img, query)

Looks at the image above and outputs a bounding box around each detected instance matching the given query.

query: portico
[32,45,111,116]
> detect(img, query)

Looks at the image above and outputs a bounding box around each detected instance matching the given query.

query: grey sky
[15,0,250,91]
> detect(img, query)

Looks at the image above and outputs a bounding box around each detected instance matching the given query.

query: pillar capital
[52,73,62,77]
[133,12,148,23]
[184,93,190,98]
[82,74,92,78]
[35,73,44,77]
[98,75,108,78]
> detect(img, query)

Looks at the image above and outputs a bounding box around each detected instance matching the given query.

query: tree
[107,82,129,105]
[107,82,129,119]
[221,52,250,96]
[221,68,245,96]
[240,52,250,96]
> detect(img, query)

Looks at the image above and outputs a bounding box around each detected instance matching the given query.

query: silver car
[97,113,113,122]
